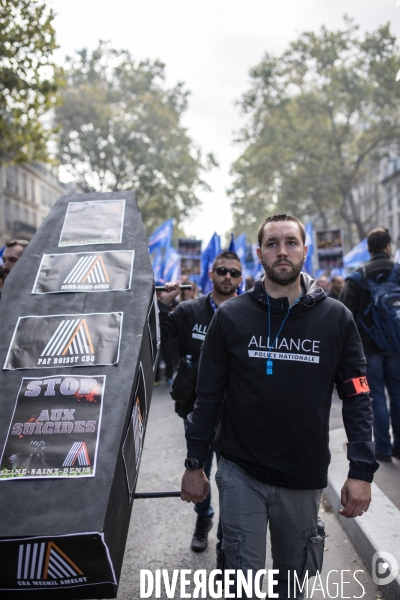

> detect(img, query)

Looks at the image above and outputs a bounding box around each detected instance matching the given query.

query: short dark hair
[367,228,391,254]
[212,251,241,270]
[257,213,306,247]
[6,239,29,248]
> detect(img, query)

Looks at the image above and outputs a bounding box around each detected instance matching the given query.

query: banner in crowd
[59,199,125,247]
[0,375,105,480]
[32,250,135,294]
[4,313,123,370]
[178,238,202,276]
[316,228,344,270]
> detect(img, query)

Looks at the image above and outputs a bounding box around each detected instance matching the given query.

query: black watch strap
[185,458,204,471]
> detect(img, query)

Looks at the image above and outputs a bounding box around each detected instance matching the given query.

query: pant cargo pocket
[301,517,325,579]
[221,531,246,571]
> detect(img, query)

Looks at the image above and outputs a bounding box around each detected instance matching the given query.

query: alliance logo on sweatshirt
[248,335,321,364]
[192,324,207,341]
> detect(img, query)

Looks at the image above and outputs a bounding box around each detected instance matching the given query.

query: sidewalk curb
[325,428,400,600]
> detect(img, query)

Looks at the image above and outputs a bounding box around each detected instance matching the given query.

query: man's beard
[261,257,304,286]
[213,279,238,296]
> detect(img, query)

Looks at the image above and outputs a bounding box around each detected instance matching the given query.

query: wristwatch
[184,458,204,471]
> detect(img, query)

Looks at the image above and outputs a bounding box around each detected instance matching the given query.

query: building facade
[352,152,400,251]
[0,162,67,247]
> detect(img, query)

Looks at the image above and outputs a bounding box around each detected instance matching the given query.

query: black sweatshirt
[186,275,379,489]
[159,293,215,419]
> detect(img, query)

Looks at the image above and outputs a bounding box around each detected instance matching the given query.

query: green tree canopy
[229,19,400,244]
[0,0,59,163]
[55,43,214,233]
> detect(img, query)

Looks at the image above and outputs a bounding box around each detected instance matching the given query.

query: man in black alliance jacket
[181,214,378,599]
[159,251,243,556]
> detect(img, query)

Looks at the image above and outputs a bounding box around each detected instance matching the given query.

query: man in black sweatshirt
[159,251,242,556]
[181,214,378,599]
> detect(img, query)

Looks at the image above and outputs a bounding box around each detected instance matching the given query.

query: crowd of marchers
[1,219,399,599]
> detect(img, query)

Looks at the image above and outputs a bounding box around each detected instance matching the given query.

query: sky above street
[50,0,400,246]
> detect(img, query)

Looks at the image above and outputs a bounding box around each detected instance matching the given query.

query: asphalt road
[116,383,383,599]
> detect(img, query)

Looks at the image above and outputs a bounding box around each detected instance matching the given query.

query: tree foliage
[229,19,400,244]
[55,43,213,232]
[0,0,59,163]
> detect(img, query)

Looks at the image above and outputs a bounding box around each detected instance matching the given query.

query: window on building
[31,179,35,201]
[41,185,51,206]
[389,216,394,236]
[22,173,27,198]
[388,189,393,212]
[5,200,10,229]
[23,208,28,223]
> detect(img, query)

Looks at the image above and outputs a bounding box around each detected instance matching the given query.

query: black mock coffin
[0,191,159,599]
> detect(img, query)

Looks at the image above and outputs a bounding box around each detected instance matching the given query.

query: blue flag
[343,238,370,268]
[148,218,173,254]
[163,247,181,282]
[151,248,164,281]
[229,233,246,294]
[303,222,314,276]
[200,233,221,294]
[235,233,247,265]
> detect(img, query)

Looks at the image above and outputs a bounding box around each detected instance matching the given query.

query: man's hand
[181,469,209,504]
[339,478,371,518]
[159,281,181,305]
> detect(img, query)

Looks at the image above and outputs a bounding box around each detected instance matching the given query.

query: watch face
[185,458,200,470]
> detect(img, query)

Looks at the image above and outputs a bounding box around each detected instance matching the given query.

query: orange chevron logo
[17,541,83,580]
[44,542,83,579]
[63,255,110,285]
[41,319,94,358]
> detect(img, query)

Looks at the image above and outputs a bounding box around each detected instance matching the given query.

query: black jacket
[186,275,378,489]
[159,293,215,418]
[341,253,394,354]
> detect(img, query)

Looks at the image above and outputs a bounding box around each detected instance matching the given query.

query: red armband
[336,377,370,399]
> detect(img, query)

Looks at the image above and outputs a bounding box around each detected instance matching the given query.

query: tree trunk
[346,188,366,241]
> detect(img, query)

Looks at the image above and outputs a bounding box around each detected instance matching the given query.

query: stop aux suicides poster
[0,375,105,480]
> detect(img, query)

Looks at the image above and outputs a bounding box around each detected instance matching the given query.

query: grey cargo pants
[216,457,325,599]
